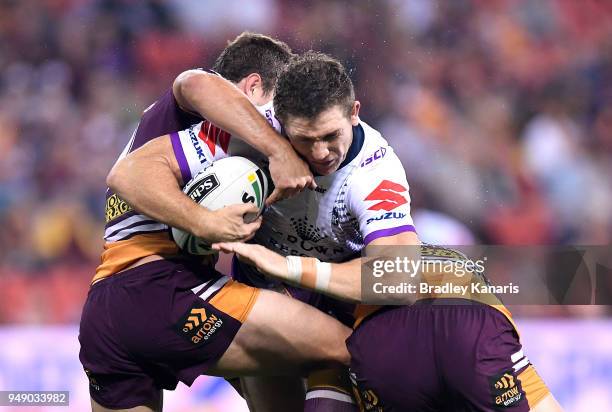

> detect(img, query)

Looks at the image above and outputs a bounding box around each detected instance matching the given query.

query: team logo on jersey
[176,304,224,345]
[187,174,220,203]
[290,216,327,243]
[490,370,524,408]
[364,180,408,211]
[105,193,133,223]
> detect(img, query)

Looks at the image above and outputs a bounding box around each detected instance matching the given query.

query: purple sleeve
[130,88,202,152]
[169,132,192,184]
[363,225,417,245]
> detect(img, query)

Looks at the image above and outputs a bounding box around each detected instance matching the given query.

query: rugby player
[214,52,564,411]
[166,50,421,411]
[79,34,352,412]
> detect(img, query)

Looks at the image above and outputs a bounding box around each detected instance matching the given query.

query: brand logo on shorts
[84,369,101,391]
[364,180,407,211]
[490,370,524,408]
[176,305,224,345]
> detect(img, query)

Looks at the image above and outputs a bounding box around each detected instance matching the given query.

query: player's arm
[173,70,315,203]
[214,231,418,303]
[106,134,261,243]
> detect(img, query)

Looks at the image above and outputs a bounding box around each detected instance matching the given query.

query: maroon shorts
[347,299,550,411]
[78,259,259,409]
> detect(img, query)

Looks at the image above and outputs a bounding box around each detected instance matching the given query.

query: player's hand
[212,242,287,279]
[199,203,262,243]
[266,144,316,206]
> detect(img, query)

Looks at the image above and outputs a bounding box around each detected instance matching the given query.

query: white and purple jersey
[232,118,416,286]
[255,120,415,260]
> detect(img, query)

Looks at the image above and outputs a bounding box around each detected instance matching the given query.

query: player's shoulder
[343,121,409,205]
[354,120,404,173]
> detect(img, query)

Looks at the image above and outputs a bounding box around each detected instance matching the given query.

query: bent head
[274,52,360,175]
[213,32,294,106]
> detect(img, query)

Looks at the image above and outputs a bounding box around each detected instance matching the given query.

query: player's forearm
[173,71,291,158]
[328,260,363,302]
[282,256,362,303]
[107,139,211,238]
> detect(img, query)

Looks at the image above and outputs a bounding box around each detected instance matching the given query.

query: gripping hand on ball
[200,203,262,243]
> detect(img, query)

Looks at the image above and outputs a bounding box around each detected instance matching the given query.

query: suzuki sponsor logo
[189,127,208,163]
[366,212,406,225]
[364,180,408,211]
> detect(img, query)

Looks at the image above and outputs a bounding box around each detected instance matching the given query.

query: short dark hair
[274,51,355,123]
[212,32,293,94]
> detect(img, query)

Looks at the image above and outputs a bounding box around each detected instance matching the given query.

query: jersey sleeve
[170,121,232,185]
[131,88,203,152]
[347,148,416,245]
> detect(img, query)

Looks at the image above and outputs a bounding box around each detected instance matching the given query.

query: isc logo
[360,147,386,167]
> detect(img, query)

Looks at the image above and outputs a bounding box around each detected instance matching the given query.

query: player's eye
[323,131,340,141]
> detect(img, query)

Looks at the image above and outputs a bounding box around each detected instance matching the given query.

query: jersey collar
[337,123,365,170]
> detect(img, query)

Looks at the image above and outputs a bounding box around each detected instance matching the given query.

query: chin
[315,165,338,175]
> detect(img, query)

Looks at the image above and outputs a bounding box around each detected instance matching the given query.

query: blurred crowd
[0,0,611,322]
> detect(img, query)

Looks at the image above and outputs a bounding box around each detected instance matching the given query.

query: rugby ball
[171,156,269,255]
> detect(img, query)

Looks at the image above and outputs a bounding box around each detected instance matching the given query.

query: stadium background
[0,0,611,410]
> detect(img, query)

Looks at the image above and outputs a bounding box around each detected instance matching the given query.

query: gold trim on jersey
[93,232,179,283]
[518,364,551,409]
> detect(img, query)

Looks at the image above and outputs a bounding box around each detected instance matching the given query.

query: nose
[311,141,329,161]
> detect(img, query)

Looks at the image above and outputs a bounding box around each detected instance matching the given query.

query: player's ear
[350,101,361,126]
[243,73,263,98]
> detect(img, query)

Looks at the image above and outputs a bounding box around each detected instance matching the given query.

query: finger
[233,202,260,214]
[307,177,318,190]
[265,188,282,206]
[219,242,251,258]
[243,216,262,235]
[211,242,235,252]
